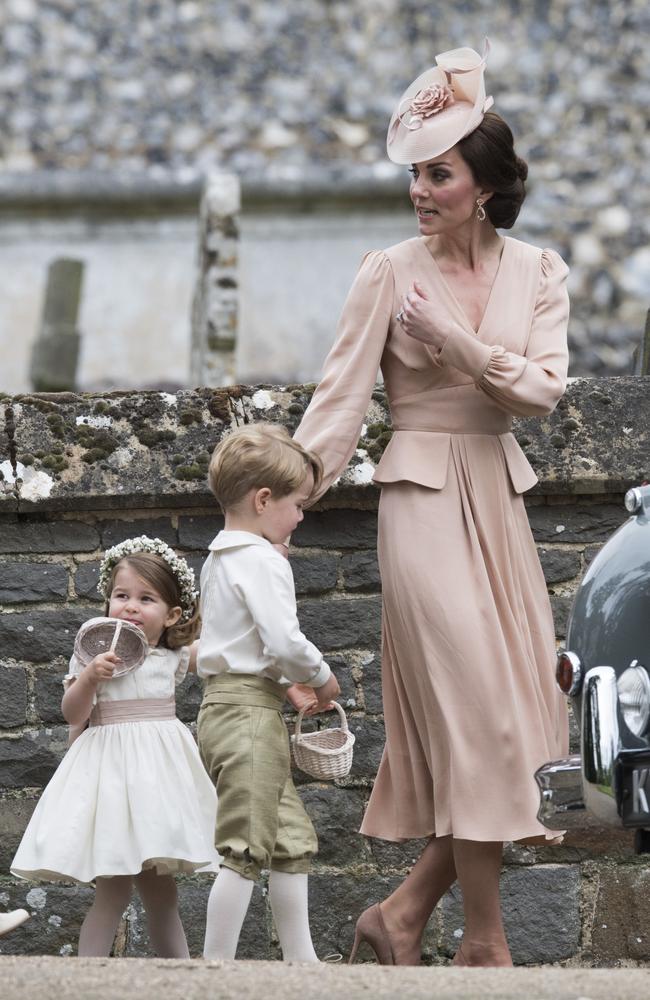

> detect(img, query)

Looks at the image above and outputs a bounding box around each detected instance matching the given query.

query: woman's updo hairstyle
[458,111,528,229]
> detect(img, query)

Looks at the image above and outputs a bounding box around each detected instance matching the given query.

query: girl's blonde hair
[208,423,322,512]
[104,552,201,649]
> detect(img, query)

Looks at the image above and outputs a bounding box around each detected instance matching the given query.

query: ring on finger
[395,310,404,324]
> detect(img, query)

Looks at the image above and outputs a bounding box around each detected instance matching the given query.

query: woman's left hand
[397,281,459,350]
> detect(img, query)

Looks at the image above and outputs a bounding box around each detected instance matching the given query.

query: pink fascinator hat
[387,40,494,164]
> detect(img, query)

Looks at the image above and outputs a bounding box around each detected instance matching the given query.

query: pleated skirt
[360,434,568,843]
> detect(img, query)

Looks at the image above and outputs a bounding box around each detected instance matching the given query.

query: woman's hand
[397,281,459,350]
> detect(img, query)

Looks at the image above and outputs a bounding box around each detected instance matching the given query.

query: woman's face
[409,146,485,236]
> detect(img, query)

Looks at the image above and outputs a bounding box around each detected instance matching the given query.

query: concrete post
[190,173,240,387]
[633,309,650,376]
[29,257,84,392]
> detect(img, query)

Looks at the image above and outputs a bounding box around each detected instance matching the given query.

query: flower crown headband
[98,535,198,623]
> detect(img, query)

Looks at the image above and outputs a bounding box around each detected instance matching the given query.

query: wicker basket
[74,617,148,677]
[290,701,355,780]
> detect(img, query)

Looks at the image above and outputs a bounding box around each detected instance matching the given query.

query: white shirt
[197,530,331,688]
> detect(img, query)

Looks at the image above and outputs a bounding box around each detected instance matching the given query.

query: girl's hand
[84,651,120,685]
[286,683,319,716]
[397,281,460,349]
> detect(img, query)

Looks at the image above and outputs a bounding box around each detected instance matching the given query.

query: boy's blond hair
[208,423,323,512]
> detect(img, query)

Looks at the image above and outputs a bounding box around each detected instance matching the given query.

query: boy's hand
[314,673,340,710]
[286,683,319,715]
[84,652,120,685]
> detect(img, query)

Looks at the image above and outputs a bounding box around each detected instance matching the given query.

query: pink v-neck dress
[294,235,570,843]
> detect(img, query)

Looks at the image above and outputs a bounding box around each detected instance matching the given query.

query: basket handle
[294,700,348,738]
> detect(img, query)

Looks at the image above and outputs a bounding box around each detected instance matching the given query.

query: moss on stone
[46,413,66,438]
[43,454,69,471]
[18,454,35,466]
[179,409,203,425]
[135,428,177,447]
[364,422,389,440]
[174,464,204,481]
[81,448,111,464]
[93,400,110,414]
[20,396,60,413]
[287,403,304,415]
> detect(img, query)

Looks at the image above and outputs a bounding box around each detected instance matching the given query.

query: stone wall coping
[1,376,647,513]
[0,169,407,215]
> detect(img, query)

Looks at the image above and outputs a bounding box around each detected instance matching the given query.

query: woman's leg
[268,870,318,962]
[135,868,190,959]
[451,839,512,967]
[78,875,134,957]
[361,835,457,964]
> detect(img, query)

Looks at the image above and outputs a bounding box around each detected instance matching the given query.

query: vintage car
[535,483,650,851]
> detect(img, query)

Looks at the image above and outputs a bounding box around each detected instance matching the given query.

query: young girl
[11,536,220,958]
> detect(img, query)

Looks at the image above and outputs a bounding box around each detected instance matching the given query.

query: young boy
[197,423,340,962]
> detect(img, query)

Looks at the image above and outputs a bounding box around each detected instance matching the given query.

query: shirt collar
[208,530,273,553]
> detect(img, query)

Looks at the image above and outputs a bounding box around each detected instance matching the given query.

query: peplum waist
[373,431,537,496]
[373,384,536,494]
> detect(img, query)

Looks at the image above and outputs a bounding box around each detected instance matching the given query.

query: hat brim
[386,46,491,165]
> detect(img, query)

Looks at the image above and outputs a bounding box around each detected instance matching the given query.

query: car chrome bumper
[581,665,622,825]
[537,665,623,829]
[534,755,589,829]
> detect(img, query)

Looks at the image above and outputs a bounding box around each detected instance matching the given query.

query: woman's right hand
[84,651,120,685]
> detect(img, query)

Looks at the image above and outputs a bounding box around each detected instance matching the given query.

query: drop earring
[476,198,486,222]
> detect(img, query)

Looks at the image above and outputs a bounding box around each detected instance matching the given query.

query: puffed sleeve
[293,250,393,501]
[174,645,191,685]
[437,248,570,417]
[63,654,86,691]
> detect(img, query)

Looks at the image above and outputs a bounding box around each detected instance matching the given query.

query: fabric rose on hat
[408,84,454,129]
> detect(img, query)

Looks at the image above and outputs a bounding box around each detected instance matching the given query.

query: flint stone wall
[0,376,649,964]
[2,0,650,378]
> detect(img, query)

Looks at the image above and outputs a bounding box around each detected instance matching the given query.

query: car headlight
[617,660,650,737]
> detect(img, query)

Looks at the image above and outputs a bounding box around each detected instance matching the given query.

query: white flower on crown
[97,535,198,622]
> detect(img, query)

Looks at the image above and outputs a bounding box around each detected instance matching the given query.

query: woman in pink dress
[292,43,569,967]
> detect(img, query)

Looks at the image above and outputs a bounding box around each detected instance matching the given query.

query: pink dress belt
[89,696,176,727]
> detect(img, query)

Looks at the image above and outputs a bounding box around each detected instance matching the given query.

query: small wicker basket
[290,701,355,780]
[74,617,148,677]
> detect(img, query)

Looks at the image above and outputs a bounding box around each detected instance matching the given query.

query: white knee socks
[268,870,318,962]
[203,867,254,960]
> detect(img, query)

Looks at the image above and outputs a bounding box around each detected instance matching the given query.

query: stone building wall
[0,376,649,963]
[1,0,650,378]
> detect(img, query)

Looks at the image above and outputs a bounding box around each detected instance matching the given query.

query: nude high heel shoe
[349,903,395,965]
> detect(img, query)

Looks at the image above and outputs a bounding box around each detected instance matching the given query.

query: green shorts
[197,673,318,882]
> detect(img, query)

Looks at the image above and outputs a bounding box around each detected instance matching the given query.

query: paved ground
[2,958,650,1000]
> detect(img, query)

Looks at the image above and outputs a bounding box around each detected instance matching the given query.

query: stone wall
[0,377,649,963]
[1,0,650,378]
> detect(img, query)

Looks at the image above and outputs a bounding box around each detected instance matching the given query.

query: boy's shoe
[0,909,30,936]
